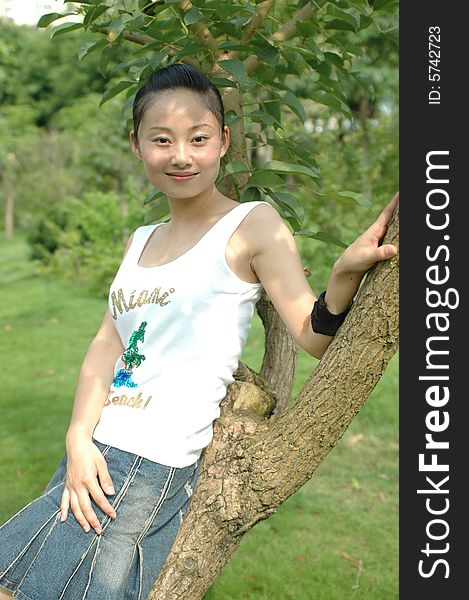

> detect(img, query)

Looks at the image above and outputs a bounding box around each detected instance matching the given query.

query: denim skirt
[0,438,200,600]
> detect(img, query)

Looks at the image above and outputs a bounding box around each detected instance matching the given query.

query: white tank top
[92,201,269,467]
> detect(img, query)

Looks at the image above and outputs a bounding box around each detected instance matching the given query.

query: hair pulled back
[132,63,225,140]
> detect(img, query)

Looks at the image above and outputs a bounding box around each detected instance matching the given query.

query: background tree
[2,0,398,597]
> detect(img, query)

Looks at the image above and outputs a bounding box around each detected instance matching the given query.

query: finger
[69,488,91,533]
[60,487,70,522]
[96,459,116,498]
[76,487,104,535]
[89,481,117,520]
[376,243,398,261]
[375,192,399,228]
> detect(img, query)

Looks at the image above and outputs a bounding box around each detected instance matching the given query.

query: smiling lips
[166,171,199,181]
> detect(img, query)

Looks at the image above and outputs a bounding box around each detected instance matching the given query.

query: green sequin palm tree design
[113,321,147,388]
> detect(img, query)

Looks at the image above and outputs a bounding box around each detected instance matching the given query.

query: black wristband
[310,290,352,336]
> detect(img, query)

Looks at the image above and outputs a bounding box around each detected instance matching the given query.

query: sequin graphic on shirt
[110,286,176,320]
[112,321,147,388]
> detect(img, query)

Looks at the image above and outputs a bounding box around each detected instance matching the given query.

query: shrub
[28,189,144,297]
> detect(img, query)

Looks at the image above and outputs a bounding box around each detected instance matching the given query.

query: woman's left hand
[335,192,399,275]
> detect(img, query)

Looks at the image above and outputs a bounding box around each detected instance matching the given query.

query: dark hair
[132,63,225,140]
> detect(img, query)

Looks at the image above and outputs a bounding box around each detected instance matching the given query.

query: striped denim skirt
[0,438,200,600]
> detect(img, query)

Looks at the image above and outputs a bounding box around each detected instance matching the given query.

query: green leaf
[83,5,109,28]
[184,6,204,25]
[107,14,133,38]
[126,15,145,32]
[310,90,351,116]
[78,39,107,62]
[266,189,305,231]
[129,65,147,81]
[340,0,370,10]
[51,22,83,38]
[99,81,135,107]
[109,59,146,77]
[324,19,356,32]
[326,34,365,56]
[284,138,320,167]
[209,77,238,89]
[247,111,277,127]
[173,41,207,61]
[240,187,262,202]
[351,71,375,97]
[296,20,320,38]
[224,110,241,126]
[246,171,285,189]
[218,42,252,51]
[264,160,320,180]
[251,39,279,68]
[274,192,304,216]
[37,12,75,28]
[324,51,344,69]
[303,41,325,63]
[359,14,373,29]
[143,189,163,206]
[325,5,360,31]
[281,90,306,122]
[296,230,348,248]
[372,0,398,10]
[99,44,113,77]
[329,190,373,207]
[219,59,247,87]
[144,200,170,223]
[223,160,251,176]
[146,52,167,71]
[262,96,282,125]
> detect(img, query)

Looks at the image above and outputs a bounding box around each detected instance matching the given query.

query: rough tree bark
[148,200,399,599]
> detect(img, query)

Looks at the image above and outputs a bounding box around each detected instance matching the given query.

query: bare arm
[247,204,332,359]
[61,232,134,535]
[65,309,125,444]
[247,196,398,359]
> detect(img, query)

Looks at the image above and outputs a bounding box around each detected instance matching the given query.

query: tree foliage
[38,0,398,233]
[0,2,397,293]
[0,3,399,596]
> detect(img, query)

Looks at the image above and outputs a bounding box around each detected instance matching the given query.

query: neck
[165,186,231,227]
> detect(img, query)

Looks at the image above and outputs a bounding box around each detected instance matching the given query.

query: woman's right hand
[61,431,117,534]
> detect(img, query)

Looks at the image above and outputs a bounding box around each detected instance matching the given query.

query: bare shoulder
[240,202,296,256]
[244,201,283,225]
[122,230,136,260]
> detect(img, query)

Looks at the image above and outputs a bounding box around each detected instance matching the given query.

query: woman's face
[130,89,229,200]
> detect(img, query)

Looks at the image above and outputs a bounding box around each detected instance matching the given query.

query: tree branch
[250,200,399,506]
[178,0,219,52]
[94,25,155,46]
[219,85,250,191]
[242,0,276,42]
[243,0,327,73]
[272,0,326,43]
[148,200,399,599]
[256,289,299,415]
[92,26,201,70]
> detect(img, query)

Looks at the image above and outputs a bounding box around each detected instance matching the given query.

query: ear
[220,125,230,158]
[129,130,142,161]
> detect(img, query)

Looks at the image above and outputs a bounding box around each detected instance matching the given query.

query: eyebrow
[146,123,215,133]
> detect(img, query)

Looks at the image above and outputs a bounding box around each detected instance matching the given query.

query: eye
[193,135,209,144]
[152,136,170,144]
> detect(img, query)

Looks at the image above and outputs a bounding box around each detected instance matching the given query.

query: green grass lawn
[0,232,398,599]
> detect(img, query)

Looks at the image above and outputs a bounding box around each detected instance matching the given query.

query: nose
[170,142,192,168]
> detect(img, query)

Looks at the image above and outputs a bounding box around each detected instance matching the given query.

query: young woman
[0,63,398,600]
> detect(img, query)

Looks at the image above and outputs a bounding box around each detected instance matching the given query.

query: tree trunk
[148,201,399,599]
[256,289,299,414]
